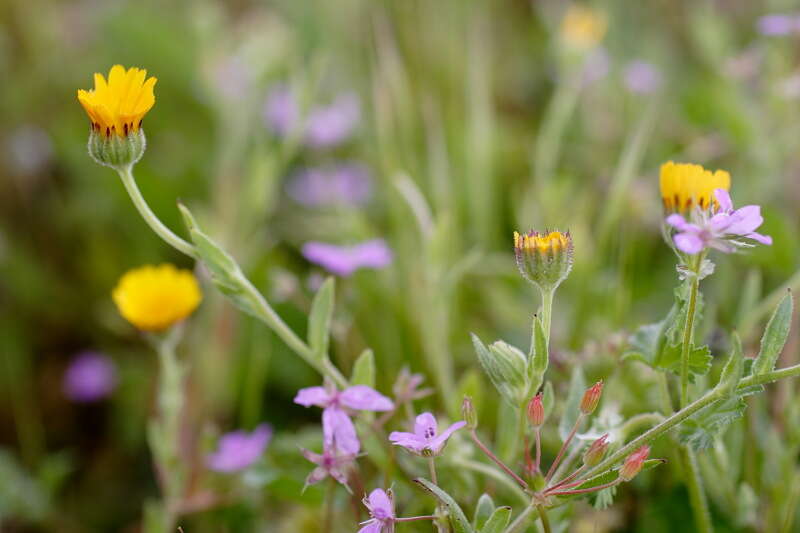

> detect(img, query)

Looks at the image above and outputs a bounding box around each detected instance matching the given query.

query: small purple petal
[264,85,299,135]
[714,188,733,212]
[286,164,372,207]
[388,431,426,452]
[305,466,329,487]
[305,93,360,148]
[758,14,796,36]
[674,231,706,255]
[414,412,438,439]
[302,240,393,277]
[340,385,395,411]
[294,386,333,407]
[746,232,773,245]
[367,489,394,520]
[301,448,324,466]
[724,205,764,235]
[63,352,117,403]
[357,521,382,533]
[427,421,467,451]
[353,240,394,269]
[666,214,690,231]
[207,424,272,473]
[322,407,360,455]
[624,61,662,94]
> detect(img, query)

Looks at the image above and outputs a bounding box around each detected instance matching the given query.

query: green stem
[680,258,702,408]
[739,363,800,388]
[540,287,555,348]
[117,166,196,258]
[536,504,552,533]
[681,447,714,533]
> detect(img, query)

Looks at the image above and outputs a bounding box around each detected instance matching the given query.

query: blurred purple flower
[392,367,434,403]
[264,85,299,135]
[301,441,356,491]
[757,14,798,36]
[63,352,117,403]
[359,489,395,533]
[207,424,272,473]
[666,189,772,254]
[295,384,394,454]
[302,240,393,277]
[287,164,372,207]
[582,47,610,85]
[389,412,465,457]
[305,93,360,148]
[624,61,662,94]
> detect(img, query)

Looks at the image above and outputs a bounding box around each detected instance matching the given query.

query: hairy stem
[680,259,701,408]
[540,287,555,347]
[547,478,621,497]
[537,504,552,533]
[681,447,714,533]
[470,429,529,489]
[545,414,583,482]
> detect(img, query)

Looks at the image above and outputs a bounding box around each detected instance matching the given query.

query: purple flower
[757,14,798,36]
[295,384,394,454]
[359,489,395,533]
[624,61,662,94]
[301,441,356,491]
[287,164,372,207]
[392,368,434,403]
[302,240,393,277]
[666,189,772,255]
[264,85,299,136]
[305,93,360,148]
[63,352,117,402]
[207,424,272,473]
[389,412,466,457]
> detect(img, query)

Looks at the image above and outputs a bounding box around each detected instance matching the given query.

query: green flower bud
[472,334,529,406]
[513,230,573,291]
[88,128,146,170]
[461,396,478,429]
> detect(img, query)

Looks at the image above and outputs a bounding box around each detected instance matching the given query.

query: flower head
[207,424,272,473]
[560,5,607,50]
[77,65,156,138]
[527,393,545,427]
[112,264,202,332]
[513,230,573,290]
[389,412,466,457]
[63,352,117,402]
[659,161,730,213]
[302,240,393,277]
[618,445,650,481]
[582,434,609,467]
[301,441,356,491]
[359,488,395,533]
[666,188,772,255]
[580,381,604,415]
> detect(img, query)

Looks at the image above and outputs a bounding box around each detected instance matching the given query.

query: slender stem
[681,447,714,533]
[324,477,335,533]
[503,503,540,533]
[396,516,437,522]
[739,363,800,388]
[534,427,542,473]
[547,465,585,492]
[470,429,529,489]
[540,287,555,347]
[117,166,196,258]
[680,258,701,408]
[537,504,552,533]
[545,414,583,482]
[547,479,621,497]
[449,458,529,504]
[428,457,438,486]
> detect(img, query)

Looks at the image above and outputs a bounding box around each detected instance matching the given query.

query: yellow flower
[514,230,574,289]
[659,161,731,212]
[560,5,607,50]
[514,230,571,253]
[77,65,157,138]
[112,264,202,332]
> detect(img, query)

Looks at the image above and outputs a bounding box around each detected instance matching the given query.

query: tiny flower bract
[77,65,157,138]
[112,264,202,332]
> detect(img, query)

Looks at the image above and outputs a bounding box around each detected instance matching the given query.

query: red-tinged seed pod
[580,380,604,415]
[462,396,478,430]
[527,393,545,427]
[582,434,609,467]
[619,445,650,481]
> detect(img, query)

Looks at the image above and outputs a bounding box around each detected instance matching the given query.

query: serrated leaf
[559,367,586,441]
[677,394,746,450]
[752,291,793,376]
[656,343,713,382]
[472,493,495,530]
[413,478,474,533]
[350,349,375,387]
[308,278,335,361]
[480,506,511,533]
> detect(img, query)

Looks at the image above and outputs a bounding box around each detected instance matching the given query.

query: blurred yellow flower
[112,264,201,332]
[659,161,731,212]
[77,65,157,138]
[514,230,571,253]
[560,5,607,50]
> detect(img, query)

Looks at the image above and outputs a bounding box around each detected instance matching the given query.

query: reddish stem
[396,515,437,522]
[546,479,620,497]
[544,414,584,482]
[470,430,529,489]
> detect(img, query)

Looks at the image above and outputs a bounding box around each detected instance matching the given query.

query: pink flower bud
[527,393,545,427]
[462,396,478,430]
[619,445,650,481]
[582,434,609,467]
[580,380,603,415]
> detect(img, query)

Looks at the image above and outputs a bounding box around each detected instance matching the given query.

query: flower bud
[513,230,573,291]
[619,445,650,481]
[88,127,146,170]
[462,396,478,430]
[580,380,603,415]
[526,393,544,427]
[582,434,609,467]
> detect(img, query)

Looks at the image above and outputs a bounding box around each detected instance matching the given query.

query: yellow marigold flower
[77,65,157,138]
[659,161,731,212]
[112,264,202,332]
[560,5,607,50]
[514,230,574,290]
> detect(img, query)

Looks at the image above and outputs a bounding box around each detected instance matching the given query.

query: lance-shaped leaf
[413,478,474,533]
[308,277,335,361]
[350,349,375,387]
[472,334,524,405]
[472,494,495,530]
[480,506,511,533]
[752,291,793,376]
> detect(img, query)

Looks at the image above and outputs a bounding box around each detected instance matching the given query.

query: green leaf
[413,478,474,533]
[480,506,511,533]
[350,349,375,387]
[656,343,713,383]
[541,381,555,422]
[752,291,793,376]
[308,278,335,361]
[677,394,746,450]
[559,367,586,441]
[716,333,744,397]
[472,334,521,406]
[554,459,664,502]
[529,315,548,384]
[472,493,495,530]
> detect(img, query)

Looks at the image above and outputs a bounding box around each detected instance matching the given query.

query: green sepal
[350,349,375,388]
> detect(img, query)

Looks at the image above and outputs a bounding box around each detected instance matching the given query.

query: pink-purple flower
[287,164,372,207]
[389,412,466,457]
[757,14,800,36]
[358,489,395,533]
[207,424,272,473]
[666,188,772,255]
[295,384,394,454]
[305,93,361,148]
[63,352,117,402]
[302,240,393,277]
[301,440,357,491]
[624,60,662,94]
[264,85,299,136]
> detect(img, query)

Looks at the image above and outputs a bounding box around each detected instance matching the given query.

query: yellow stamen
[77,65,157,138]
